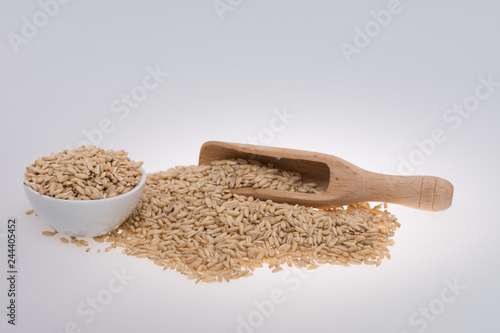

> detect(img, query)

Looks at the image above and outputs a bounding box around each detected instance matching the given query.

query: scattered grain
[34,157,400,283]
[99,159,400,282]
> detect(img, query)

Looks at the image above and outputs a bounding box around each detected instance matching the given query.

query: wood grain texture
[199,141,454,211]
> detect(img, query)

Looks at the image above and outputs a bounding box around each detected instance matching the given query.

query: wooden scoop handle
[363,173,454,211]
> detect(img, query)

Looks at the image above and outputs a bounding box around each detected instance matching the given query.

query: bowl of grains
[23,146,146,237]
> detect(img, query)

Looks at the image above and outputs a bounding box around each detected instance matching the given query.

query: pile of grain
[94,159,399,283]
[24,146,143,200]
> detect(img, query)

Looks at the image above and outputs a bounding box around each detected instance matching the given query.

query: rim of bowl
[23,167,147,204]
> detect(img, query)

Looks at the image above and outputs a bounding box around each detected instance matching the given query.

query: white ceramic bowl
[23,167,146,237]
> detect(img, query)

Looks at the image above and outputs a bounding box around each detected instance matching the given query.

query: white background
[1,1,499,332]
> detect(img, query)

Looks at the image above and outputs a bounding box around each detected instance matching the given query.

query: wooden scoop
[199,141,454,211]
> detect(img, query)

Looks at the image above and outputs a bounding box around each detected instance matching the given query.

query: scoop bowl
[23,167,147,237]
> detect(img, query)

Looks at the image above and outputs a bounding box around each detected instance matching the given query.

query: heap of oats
[91,159,400,283]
